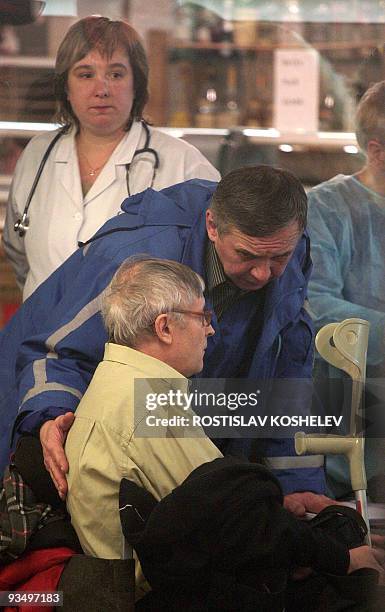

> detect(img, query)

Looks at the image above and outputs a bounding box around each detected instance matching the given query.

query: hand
[284,492,337,517]
[39,412,75,500]
[348,545,385,574]
[292,545,385,581]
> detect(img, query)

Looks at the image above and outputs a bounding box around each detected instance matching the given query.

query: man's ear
[206,209,218,242]
[153,313,173,345]
[367,139,385,166]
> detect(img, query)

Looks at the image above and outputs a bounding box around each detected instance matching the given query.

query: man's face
[171,297,214,377]
[206,211,301,291]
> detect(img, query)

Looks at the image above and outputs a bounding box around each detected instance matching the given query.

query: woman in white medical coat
[3,16,219,300]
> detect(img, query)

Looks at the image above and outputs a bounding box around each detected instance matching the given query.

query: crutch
[295,318,371,544]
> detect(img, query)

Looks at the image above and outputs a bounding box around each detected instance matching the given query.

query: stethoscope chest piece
[14,213,29,238]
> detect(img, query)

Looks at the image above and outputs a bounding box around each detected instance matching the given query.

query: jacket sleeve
[272,504,350,575]
[265,234,326,495]
[307,189,385,365]
[277,231,314,379]
[12,207,193,437]
[2,165,29,291]
[13,250,118,436]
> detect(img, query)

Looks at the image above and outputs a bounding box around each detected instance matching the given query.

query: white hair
[101,255,205,347]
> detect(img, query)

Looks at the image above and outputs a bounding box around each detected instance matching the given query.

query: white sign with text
[274,49,320,133]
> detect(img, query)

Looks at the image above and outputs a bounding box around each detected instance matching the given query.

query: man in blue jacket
[0,165,329,515]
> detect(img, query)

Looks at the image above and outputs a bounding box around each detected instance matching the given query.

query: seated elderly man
[64,256,384,608]
[65,256,221,565]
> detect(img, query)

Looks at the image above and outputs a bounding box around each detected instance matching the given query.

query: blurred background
[1,0,385,322]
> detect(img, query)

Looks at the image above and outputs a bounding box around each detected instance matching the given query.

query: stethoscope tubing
[14,121,159,238]
[125,122,159,196]
[13,129,65,237]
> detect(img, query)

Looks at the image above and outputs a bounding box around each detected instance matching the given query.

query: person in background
[307,80,385,498]
[2,15,219,300]
[0,165,330,516]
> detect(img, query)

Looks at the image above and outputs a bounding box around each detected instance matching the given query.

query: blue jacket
[0,180,324,494]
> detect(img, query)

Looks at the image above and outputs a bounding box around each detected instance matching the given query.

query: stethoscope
[14,120,160,238]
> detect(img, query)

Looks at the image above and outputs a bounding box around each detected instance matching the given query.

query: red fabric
[2,303,20,325]
[0,547,76,612]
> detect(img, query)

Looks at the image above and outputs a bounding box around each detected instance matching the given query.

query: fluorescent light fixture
[0,121,58,132]
[243,128,280,138]
[0,123,229,138]
[318,131,355,140]
[343,145,359,154]
[160,127,229,137]
[159,128,185,138]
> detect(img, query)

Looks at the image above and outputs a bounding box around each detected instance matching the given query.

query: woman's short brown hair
[54,16,149,130]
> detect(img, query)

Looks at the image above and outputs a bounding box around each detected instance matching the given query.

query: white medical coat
[3,121,220,299]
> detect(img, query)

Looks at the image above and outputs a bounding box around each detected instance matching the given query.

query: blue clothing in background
[307,173,385,365]
[308,173,385,497]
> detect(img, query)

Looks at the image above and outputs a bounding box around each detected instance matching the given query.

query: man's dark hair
[210,165,307,236]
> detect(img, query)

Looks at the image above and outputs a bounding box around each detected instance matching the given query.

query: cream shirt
[3,122,220,299]
[65,343,222,590]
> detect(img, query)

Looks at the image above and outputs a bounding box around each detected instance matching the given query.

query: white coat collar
[52,122,144,166]
[52,128,82,207]
[51,122,146,205]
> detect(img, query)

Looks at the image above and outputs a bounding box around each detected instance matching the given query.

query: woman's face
[66,46,134,137]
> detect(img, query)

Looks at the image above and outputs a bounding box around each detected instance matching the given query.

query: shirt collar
[53,121,144,166]
[206,240,246,294]
[206,240,227,292]
[103,342,188,393]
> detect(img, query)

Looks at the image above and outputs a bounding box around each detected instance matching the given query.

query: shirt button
[74,213,82,221]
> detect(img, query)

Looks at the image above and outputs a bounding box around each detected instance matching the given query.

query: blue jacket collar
[81,180,216,248]
[120,180,216,229]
